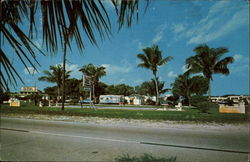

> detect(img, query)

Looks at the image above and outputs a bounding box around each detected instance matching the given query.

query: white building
[99,95,124,104]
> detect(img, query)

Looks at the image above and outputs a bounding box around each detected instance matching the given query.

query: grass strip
[0,103,247,123]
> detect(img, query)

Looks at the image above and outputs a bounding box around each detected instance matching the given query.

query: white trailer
[99,95,124,104]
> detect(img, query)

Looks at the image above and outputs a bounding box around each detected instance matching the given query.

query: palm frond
[158,56,173,66]
[214,57,234,75]
[1,0,148,91]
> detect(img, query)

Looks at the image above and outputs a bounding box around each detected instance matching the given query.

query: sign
[83,75,92,88]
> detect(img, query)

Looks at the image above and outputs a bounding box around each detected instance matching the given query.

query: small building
[211,95,250,104]
[99,95,124,104]
[125,95,144,105]
[20,86,40,96]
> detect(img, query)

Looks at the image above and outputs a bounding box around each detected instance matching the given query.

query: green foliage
[136,79,169,96]
[2,0,143,91]
[79,64,106,103]
[0,88,10,104]
[95,82,108,99]
[65,78,82,99]
[145,98,156,105]
[41,99,49,106]
[186,44,234,97]
[115,153,176,162]
[166,96,179,106]
[69,99,79,105]
[39,65,71,102]
[137,45,173,105]
[195,102,218,113]
[0,103,247,123]
[190,75,209,95]
[171,73,208,105]
[44,86,57,96]
[189,95,209,107]
[105,84,135,96]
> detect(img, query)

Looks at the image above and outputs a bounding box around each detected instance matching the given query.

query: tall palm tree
[1,0,148,107]
[38,64,71,105]
[186,44,234,98]
[79,64,106,103]
[137,45,173,105]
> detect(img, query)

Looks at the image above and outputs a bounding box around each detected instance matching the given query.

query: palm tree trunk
[208,79,211,100]
[61,42,67,111]
[153,74,160,105]
[92,83,95,103]
[57,86,60,105]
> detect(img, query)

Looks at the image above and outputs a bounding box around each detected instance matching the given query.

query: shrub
[195,101,218,113]
[41,99,49,106]
[145,98,156,105]
[69,99,79,105]
[189,95,208,107]
[0,92,10,104]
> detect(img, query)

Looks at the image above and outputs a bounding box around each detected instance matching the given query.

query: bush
[70,99,79,105]
[195,101,218,113]
[189,95,208,107]
[0,92,10,104]
[41,99,49,106]
[145,98,156,105]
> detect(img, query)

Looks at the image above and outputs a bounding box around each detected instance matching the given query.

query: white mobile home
[99,95,124,104]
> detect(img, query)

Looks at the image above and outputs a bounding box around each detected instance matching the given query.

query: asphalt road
[1,117,249,161]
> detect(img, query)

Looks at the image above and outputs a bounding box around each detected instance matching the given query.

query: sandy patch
[1,113,248,132]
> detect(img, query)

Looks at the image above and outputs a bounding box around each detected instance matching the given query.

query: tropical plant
[105,84,135,96]
[137,45,173,105]
[79,64,106,103]
[65,78,82,99]
[1,0,148,111]
[136,78,170,97]
[171,72,208,105]
[38,64,71,105]
[186,44,234,98]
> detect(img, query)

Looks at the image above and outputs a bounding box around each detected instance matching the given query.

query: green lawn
[0,103,247,123]
[59,103,166,108]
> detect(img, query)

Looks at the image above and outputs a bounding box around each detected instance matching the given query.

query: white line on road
[31,130,250,155]
[31,130,140,144]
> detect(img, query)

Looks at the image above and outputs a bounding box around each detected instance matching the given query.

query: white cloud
[182,65,189,73]
[119,79,125,83]
[151,23,167,44]
[172,23,186,33]
[137,41,144,51]
[181,1,248,44]
[152,31,164,44]
[134,79,143,85]
[24,67,39,75]
[56,63,82,78]
[101,63,132,75]
[167,71,177,78]
[233,54,243,62]
[230,64,248,74]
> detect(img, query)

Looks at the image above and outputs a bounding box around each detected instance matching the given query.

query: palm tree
[79,64,106,103]
[171,72,208,105]
[38,64,71,106]
[137,45,173,105]
[186,44,234,98]
[1,0,148,103]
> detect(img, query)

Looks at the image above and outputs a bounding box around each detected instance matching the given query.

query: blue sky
[6,0,249,96]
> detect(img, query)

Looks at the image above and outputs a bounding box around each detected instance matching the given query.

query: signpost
[81,75,96,110]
